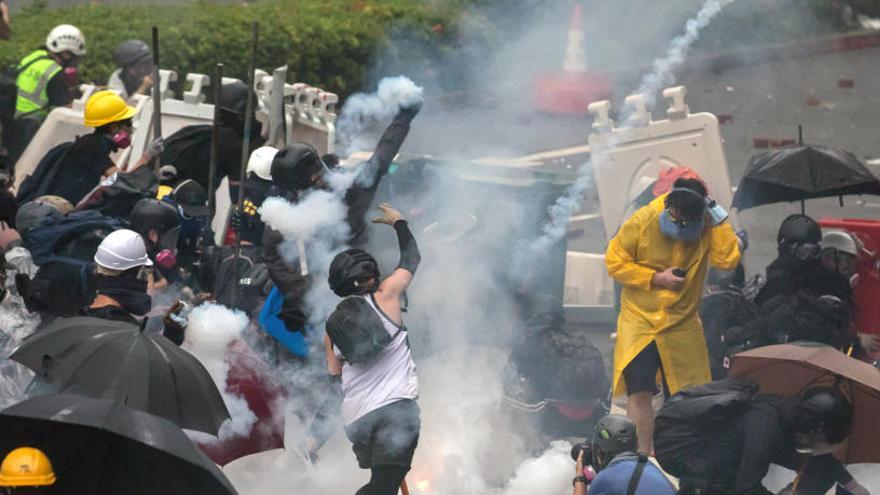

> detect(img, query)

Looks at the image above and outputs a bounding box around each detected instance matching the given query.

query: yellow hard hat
[0,447,56,487]
[84,90,136,128]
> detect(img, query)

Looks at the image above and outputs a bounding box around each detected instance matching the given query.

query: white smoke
[525,0,735,254]
[337,76,424,155]
[183,303,258,441]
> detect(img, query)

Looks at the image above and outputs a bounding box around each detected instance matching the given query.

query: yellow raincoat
[606,194,740,397]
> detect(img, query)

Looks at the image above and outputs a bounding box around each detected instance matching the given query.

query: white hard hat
[246,146,279,181]
[46,24,86,56]
[822,230,860,257]
[94,229,153,271]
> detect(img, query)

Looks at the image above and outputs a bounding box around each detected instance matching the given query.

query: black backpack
[654,378,759,478]
[15,141,74,204]
[326,294,403,364]
[159,125,212,188]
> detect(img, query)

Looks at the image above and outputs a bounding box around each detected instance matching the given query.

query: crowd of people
[0,21,877,495]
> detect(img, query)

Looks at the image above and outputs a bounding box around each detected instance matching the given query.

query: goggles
[791,242,822,260]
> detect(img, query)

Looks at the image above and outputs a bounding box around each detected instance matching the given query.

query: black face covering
[96,274,152,316]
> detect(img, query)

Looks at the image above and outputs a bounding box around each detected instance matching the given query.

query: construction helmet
[46,24,86,56]
[247,146,279,181]
[94,229,153,270]
[14,200,63,233]
[113,39,151,68]
[822,230,860,257]
[0,447,56,487]
[271,143,326,192]
[591,414,638,469]
[778,214,822,247]
[218,81,252,115]
[328,249,380,297]
[84,90,136,128]
[794,387,852,449]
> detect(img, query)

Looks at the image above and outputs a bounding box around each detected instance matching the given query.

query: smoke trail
[525,0,735,254]
[183,303,258,442]
[337,76,424,156]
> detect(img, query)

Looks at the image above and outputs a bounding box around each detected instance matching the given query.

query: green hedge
[0,0,470,98]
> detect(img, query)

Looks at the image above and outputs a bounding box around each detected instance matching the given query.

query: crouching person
[324,203,421,495]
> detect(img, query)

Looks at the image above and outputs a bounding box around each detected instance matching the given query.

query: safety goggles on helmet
[791,242,822,260]
[666,208,700,228]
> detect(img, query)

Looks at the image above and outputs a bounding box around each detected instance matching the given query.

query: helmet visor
[793,242,822,260]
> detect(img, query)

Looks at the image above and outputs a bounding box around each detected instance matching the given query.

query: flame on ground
[415,479,431,493]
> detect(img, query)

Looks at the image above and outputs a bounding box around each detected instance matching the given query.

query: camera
[570,442,593,463]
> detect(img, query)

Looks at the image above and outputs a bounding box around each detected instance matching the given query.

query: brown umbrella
[729,342,880,463]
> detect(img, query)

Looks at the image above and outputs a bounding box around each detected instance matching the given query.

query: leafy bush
[0,0,467,98]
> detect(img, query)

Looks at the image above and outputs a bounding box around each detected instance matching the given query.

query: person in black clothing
[699,264,757,379]
[673,387,866,495]
[159,81,265,199]
[755,214,852,307]
[84,228,184,344]
[262,102,420,334]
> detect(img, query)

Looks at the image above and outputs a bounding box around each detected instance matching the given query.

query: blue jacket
[589,453,676,495]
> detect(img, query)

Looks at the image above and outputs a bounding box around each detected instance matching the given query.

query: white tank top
[335,293,419,425]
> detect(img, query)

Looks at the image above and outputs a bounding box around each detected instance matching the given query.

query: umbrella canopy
[731,144,880,211]
[729,342,880,463]
[0,393,238,495]
[10,316,229,434]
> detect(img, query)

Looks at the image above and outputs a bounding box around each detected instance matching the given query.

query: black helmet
[130,199,180,251]
[14,200,62,233]
[270,143,326,192]
[218,81,252,116]
[778,214,821,247]
[113,39,151,68]
[794,387,852,446]
[328,249,380,297]
[591,414,638,467]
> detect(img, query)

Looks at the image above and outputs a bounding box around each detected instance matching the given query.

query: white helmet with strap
[247,146,279,181]
[46,24,86,56]
[94,229,153,271]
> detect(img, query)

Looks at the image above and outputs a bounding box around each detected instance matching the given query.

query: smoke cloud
[337,76,424,156]
[183,303,258,442]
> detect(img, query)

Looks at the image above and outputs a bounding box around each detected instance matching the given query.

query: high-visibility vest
[15,49,62,119]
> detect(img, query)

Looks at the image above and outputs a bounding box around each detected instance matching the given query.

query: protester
[605,177,741,453]
[162,179,209,274]
[655,383,866,495]
[107,39,154,102]
[233,145,278,248]
[324,203,421,495]
[699,264,757,379]
[0,447,56,495]
[160,80,265,198]
[128,198,181,284]
[85,228,185,343]
[571,415,675,495]
[16,90,161,206]
[6,24,85,168]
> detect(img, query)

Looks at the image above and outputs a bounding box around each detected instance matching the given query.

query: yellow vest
[15,49,63,119]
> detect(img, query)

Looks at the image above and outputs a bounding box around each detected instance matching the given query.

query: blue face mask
[659,209,704,241]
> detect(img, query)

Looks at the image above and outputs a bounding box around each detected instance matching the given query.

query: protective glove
[736,229,749,251]
[843,480,871,495]
[143,137,165,161]
[162,300,188,346]
[370,202,404,225]
[230,206,248,233]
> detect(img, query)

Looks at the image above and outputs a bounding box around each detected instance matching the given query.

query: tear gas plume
[633,0,737,109]
[0,248,40,409]
[337,76,424,156]
[183,303,257,441]
[524,0,735,255]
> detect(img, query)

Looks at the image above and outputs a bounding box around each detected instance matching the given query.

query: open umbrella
[731,137,880,212]
[10,316,229,434]
[729,342,880,463]
[0,393,238,495]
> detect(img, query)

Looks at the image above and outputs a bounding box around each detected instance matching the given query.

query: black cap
[171,179,210,217]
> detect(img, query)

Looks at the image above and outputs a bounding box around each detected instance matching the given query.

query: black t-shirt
[46,133,116,204]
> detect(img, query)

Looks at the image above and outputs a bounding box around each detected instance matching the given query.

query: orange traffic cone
[534,1,611,114]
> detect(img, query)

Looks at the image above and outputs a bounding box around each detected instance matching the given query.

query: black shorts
[345,399,420,469]
[622,341,669,396]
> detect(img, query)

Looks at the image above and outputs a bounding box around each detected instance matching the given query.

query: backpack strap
[625,454,649,495]
[369,292,405,339]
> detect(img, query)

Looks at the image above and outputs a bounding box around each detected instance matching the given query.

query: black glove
[399,99,422,118]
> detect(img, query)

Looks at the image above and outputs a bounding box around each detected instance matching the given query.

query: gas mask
[111,130,132,149]
[820,248,858,279]
[62,66,79,86]
[152,227,180,270]
[659,209,704,241]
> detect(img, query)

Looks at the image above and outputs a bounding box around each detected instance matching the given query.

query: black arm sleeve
[345,110,417,241]
[394,220,420,275]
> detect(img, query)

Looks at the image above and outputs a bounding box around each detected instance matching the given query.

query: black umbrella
[0,393,237,495]
[10,316,229,434]
[732,134,880,212]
